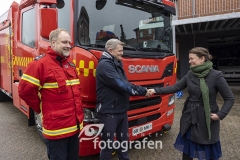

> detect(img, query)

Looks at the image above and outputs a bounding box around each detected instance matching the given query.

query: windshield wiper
[138,47,171,53]
[90,44,105,48]
[123,46,137,51]
[81,44,137,51]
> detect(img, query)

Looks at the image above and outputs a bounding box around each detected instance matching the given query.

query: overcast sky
[0,0,21,16]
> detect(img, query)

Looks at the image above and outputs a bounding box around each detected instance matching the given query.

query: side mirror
[56,0,65,9]
[96,0,107,10]
[40,8,57,39]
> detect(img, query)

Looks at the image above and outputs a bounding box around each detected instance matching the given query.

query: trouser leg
[116,113,129,160]
[98,113,117,160]
[46,133,79,160]
[46,138,68,160]
[182,153,193,160]
[67,133,79,160]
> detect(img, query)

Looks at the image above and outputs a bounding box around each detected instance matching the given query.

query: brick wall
[174,0,240,19]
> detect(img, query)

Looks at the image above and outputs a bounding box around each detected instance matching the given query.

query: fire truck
[0,0,176,156]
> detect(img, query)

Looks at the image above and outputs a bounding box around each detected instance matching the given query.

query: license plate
[132,123,152,136]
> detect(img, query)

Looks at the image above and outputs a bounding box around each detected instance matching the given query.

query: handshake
[145,89,156,97]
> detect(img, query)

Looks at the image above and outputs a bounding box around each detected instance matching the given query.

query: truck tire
[34,111,46,143]
[0,90,10,102]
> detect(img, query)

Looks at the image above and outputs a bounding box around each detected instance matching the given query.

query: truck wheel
[34,111,46,143]
[0,91,10,102]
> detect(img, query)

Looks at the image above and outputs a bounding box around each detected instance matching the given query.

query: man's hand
[210,113,220,120]
[145,89,156,97]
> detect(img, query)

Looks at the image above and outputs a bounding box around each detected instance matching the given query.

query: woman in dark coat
[149,47,235,160]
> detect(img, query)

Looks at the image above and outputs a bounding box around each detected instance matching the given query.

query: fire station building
[172,0,240,80]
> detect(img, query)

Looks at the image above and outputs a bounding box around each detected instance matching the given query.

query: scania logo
[128,65,159,73]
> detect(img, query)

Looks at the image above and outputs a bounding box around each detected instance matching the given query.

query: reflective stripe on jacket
[19,47,84,140]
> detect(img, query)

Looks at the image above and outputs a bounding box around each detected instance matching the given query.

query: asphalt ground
[0,83,239,160]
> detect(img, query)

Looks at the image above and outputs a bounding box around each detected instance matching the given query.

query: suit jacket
[154,69,235,144]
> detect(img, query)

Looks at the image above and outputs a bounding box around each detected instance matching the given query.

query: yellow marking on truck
[175,62,177,73]
[13,56,34,67]
[73,60,96,77]
[0,56,4,63]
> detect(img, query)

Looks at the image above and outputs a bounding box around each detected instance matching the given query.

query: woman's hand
[145,89,156,97]
[210,113,220,120]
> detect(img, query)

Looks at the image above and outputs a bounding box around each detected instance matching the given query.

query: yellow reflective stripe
[79,122,83,130]
[43,125,78,136]
[43,82,58,88]
[66,79,80,85]
[42,79,80,88]
[21,74,40,87]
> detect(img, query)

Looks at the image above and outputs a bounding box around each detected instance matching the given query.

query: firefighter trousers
[45,133,79,160]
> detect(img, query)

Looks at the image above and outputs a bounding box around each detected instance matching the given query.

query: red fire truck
[0,0,176,156]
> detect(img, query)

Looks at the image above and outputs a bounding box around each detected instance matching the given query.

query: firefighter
[19,28,83,160]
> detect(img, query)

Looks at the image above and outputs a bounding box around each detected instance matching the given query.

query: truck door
[0,19,12,94]
[15,5,37,79]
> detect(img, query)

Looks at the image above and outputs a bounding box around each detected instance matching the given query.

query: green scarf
[190,61,213,140]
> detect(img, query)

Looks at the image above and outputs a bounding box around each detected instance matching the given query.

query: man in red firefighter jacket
[19,28,83,160]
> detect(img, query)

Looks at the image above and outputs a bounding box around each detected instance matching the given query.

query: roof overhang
[172,12,240,35]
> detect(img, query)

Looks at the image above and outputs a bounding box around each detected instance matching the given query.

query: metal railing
[172,0,240,19]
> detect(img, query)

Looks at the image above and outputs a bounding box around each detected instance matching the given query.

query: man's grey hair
[105,39,125,51]
[49,28,69,44]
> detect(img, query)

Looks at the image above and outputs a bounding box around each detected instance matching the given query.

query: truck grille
[128,113,161,128]
[128,84,163,128]
[129,96,161,111]
[142,83,164,88]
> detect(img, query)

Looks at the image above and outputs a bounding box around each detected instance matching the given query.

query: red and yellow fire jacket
[19,47,83,140]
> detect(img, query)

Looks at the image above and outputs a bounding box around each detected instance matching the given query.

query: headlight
[168,94,175,106]
[167,109,174,116]
[84,108,99,123]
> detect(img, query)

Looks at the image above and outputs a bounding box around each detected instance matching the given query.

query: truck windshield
[74,0,173,53]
